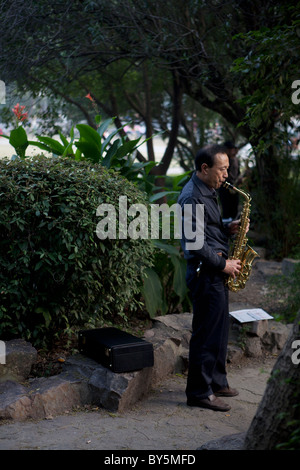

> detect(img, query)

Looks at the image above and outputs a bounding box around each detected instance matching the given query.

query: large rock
[0,376,81,420]
[261,321,291,353]
[62,354,153,413]
[0,339,37,383]
[230,318,292,359]
[0,314,193,420]
[0,381,32,420]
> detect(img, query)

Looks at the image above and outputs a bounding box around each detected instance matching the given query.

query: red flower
[85,93,95,102]
[12,103,28,122]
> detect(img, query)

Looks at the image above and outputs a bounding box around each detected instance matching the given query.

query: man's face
[203,153,229,189]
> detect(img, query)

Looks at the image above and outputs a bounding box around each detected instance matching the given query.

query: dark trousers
[186,262,229,399]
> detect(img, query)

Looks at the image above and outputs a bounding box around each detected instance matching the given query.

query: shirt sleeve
[180,196,226,270]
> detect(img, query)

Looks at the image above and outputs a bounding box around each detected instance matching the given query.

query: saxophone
[223,182,259,292]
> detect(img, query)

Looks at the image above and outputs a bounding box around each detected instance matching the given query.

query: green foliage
[3,114,155,183]
[9,126,28,159]
[2,110,191,321]
[0,156,154,347]
[142,242,190,318]
[275,378,300,450]
[141,172,192,317]
[228,5,300,258]
[231,13,300,136]
[275,413,300,450]
[247,155,300,258]
[268,263,300,323]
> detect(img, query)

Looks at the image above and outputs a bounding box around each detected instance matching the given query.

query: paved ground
[0,357,275,451]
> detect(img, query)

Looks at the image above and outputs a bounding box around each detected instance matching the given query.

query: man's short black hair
[195,144,227,171]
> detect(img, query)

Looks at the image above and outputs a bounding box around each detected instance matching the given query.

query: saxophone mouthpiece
[223,181,235,190]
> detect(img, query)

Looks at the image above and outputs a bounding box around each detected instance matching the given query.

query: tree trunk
[150,72,183,186]
[244,313,300,450]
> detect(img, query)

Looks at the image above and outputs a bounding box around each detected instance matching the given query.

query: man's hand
[223,259,242,278]
[229,218,250,235]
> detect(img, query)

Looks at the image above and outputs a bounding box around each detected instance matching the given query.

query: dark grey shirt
[177,172,229,270]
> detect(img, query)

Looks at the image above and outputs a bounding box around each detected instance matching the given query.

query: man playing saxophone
[178,144,249,412]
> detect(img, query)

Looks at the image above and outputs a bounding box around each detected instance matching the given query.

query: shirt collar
[192,171,216,198]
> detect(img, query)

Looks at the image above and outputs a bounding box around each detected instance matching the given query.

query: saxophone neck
[223,181,251,202]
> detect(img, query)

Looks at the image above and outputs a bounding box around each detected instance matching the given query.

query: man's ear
[201,163,208,174]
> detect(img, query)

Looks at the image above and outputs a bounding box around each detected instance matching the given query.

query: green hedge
[0,156,154,346]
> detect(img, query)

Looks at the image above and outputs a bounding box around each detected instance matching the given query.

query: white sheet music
[229,308,273,323]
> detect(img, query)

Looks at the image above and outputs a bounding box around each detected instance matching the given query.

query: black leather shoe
[187,394,231,412]
[214,387,239,397]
